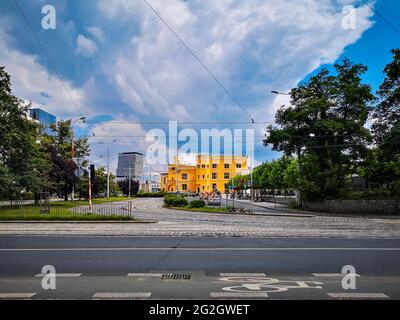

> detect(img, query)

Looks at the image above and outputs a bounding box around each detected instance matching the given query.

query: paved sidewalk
[1,198,399,238]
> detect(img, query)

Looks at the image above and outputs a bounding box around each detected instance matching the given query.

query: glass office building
[29,108,57,135]
[116,152,144,178]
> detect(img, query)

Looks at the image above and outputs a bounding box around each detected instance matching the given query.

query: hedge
[164,195,189,207]
[136,192,166,198]
[189,200,205,208]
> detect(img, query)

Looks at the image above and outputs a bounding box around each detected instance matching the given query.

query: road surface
[0,236,399,299]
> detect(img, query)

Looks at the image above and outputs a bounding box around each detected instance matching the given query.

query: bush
[189,200,205,208]
[172,197,189,207]
[164,195,177,206]
[136,192,166,198]
[164,194,189,207]
[21,192,34,200]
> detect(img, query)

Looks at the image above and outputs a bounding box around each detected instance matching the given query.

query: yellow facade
[161,155,248,194]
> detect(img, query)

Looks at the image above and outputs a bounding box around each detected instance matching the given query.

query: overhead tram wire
[13,0,85,118]
[142,0,255,124]
[360,0,400,37]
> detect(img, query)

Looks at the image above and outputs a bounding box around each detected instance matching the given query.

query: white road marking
[327,293,389,299]
[1,247,399,252]
[313,273,360,277]
[127,273,163,277]
[211,292,269,298]
[219,273,266,277]
[35,273,81,277]
[92,292,151,299]
[0,293,36,299]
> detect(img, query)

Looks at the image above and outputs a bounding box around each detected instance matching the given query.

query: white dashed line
[211,292,269,298]
[219,273,266,277]
[35,273,82,277]
[92,292,152,299]
[127,273,163,277]
[0,293,37,299]
[327,293,389,299]
[313,273,360,277]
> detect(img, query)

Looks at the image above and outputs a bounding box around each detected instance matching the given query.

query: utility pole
[296,148,302,208]
[128,166,132,198]
[71,117,86,202]
[107,142,110,198]
[250,155,254,202]
[98,140,116,199]
[88,165,92,213]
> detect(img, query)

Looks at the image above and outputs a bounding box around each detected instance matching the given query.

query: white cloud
[75,34,98,57]
[86,26,105,42]
[98,0,374,125]
[0,27,87,119]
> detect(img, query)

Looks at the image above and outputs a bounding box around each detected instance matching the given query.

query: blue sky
[0,0,399,175]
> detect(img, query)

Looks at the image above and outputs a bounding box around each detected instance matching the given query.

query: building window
[207,165,209,168]
[182,173,187,180]
[207,174,209,179]
[212,173,217,179]
[202,164,206,168]
[202,175,205,179]
[212,183,217,190]
[224,163,230,169]
[212,163,217,169]
[202,186,205,190]
[224,173,230,179]
[236,163,242,168]
[182,184,187,191]
[224,183,228,190]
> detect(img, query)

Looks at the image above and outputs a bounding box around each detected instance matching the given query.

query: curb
[0,220,158,224]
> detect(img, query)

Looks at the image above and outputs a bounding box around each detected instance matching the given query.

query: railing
[0,200,135,219]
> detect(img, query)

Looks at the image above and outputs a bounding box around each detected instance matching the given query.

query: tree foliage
[264,59,374,200]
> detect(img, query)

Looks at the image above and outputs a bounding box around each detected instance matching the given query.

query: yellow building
[161,155,248,194]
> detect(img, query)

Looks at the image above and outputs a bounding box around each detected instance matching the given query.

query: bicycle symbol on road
[220,276,323,295]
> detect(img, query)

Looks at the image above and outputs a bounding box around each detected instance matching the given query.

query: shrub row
[189,200,205,208]
[136,192,166,198]
[164,194,188,207]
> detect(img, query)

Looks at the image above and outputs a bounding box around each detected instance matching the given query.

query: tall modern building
[29,108,57,135]
[116,152,144,179]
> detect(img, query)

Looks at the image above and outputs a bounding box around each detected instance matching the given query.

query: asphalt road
[0,236,399,299]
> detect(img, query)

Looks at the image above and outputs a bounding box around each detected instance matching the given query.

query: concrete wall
[304,200,400,215]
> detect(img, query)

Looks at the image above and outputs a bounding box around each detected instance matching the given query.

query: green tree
[264,59,374,200]
[371,48,400,186]
[44,120,90,200]
[92,166,119,197]
[0,67,50,200]
[117,179,139,196]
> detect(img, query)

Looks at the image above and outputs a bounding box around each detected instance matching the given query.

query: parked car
[208,195,221,206]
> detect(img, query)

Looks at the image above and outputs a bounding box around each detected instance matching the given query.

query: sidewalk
[235,199,400,219]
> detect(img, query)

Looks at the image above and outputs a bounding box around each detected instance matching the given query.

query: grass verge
[0,197,137,221]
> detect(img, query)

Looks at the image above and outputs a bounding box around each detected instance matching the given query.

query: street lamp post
[98,140,117,198]
[71,117,86,201]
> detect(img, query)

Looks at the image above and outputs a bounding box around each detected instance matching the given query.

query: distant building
[140,181,161,193]
[160,155,249,193]
[116,152,144,179]
[29,108,56,135]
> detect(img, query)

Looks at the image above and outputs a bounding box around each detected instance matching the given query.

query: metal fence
[0,200,135,218]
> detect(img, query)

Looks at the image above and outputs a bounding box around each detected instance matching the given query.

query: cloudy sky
[0,0,399,178]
